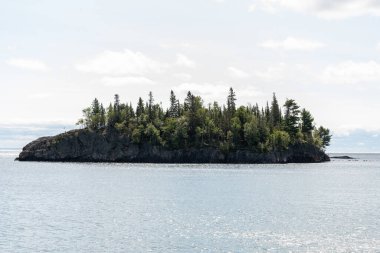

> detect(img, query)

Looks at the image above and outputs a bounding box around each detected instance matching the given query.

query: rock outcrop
[17,128,330,163]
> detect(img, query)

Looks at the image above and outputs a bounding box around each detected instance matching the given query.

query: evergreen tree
[227,87,236,114]
[270,93,281,128]
[317,126,331,148]
[283,99,300,138]
[136,97,144,118]
[107,103,115,127]
[169,90,179,117]
[148,91,154,121]
[99,104,106,128]
[301,109,314,136]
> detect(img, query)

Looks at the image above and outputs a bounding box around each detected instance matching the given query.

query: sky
[1,0,380,152]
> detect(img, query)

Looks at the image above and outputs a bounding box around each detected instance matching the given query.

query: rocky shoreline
[17,128,330,164]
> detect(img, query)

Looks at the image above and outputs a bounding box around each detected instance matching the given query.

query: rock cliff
[17,128,330,163]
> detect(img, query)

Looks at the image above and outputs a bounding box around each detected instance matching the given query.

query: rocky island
[18,89,331,163]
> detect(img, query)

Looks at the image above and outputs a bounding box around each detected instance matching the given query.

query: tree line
[77,88,331,152]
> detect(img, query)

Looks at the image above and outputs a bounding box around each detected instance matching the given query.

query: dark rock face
[330,155,355,160]
[18,129,330,163]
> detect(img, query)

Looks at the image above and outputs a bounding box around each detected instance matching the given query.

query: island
[18,88,331,163]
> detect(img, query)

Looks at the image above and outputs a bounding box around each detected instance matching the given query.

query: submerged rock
[17,128,330,163]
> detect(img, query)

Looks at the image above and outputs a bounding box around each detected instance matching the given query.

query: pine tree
[317,126,331,148]
[148,91,154,121]
[227,87,236,114]
[114,94,120,112]
[107,103,114,127]
[99,104,106,128]
[91,98,100,115]
[169,90,179,117]
[184,91,194,111]
[301,109,314,135]
[136,97,144,118]
[270,93,281,128]
[283,99,300,138]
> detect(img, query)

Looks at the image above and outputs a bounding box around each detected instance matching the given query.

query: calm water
[0,150,379,252]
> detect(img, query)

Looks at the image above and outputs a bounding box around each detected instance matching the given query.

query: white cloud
[173,83,261,104]
[28,93,52,99]
[251,0,380,19]
[75,49,164,75]
[6,58,49,71]
[173,73,192,81]
[101,76,156,87]
[160,42,196,49]
[376,42,380,51]
[248,4,256,12]
[259,37,325,51]
[253,63,313,83]
[228,66,250,79]
[176,54,196,68]
[321,61,380,84]
[174,83,228,97]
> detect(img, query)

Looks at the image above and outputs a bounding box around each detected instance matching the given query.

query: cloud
[253,63,313,83]
[376,42,380,51]
[6,58,49,71]
[250,0,380,19]
[173,83,261,104]
[75,49,164,75]
[321,61,380,84]
[173,73,192,81]
[101,76,155,86]
[228,67,250,79]
[160,42,196,49]
[174,83,228,98]
[248,4,256,12]
[176,54,196,68]
[28,93,52,99]
[259,37,325,51]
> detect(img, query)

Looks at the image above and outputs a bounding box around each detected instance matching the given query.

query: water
[1,150,380,252]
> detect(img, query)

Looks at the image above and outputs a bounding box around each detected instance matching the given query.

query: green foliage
[244,117,260,149]
[269,130,290,151]
[317,126,332,148]
[144,123,162,145]
[283,99,300,138]
[270,93,281,128]
[77,89,331,152]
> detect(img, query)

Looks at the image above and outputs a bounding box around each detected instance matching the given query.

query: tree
[301,109,314,137]
[268,130,290,151]
[99,104,106,128]
[283,99,300,138]
[169,90,179,118]
[148,91,154,121]
[136,97,145,119]
[144,123,162,145]
[270,93,281,128]
[244,117,260,149]
[317,126,331,148]
[227,87,236,114]
[107,103,115,127]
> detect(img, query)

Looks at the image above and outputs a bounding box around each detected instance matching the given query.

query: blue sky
[1,0,380,152]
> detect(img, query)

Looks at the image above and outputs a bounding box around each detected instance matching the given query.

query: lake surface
[1,150,379,252]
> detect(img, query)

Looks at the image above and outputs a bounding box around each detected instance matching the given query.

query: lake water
[1,150,379,252]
